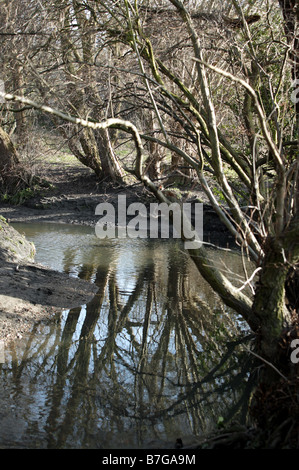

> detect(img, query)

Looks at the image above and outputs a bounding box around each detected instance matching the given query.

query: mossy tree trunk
[252,239,293,360]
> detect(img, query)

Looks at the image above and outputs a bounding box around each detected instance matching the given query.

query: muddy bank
[0,167,235,248]
[0,218,98,343]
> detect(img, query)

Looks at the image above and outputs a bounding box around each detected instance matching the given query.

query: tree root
[196,425,257,449]
[249,376,299,448]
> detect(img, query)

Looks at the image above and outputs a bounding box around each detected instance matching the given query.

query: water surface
[0,223,254,448]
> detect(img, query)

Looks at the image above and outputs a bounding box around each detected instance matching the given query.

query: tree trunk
[0,127,19,168]
[0,126,25,193]
[96,128,124,180]
[57,2,124,182]
[12,62,27,142]
[63,126,124,181]
[278,0,299,127]
[252,208,299,363]
[145,112,163,181]
[252,238,292,360]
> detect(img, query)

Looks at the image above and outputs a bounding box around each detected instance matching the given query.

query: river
[0,222,255,449]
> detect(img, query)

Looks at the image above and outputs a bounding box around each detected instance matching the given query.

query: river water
[0,223,255,449]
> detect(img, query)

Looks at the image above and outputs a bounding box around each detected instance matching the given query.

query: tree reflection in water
[0,233,255,449]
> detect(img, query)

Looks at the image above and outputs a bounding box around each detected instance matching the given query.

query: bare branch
[192,58,285,172]
[0,90,144,177]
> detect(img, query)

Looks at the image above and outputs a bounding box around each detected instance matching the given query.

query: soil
[0,160,233,344]
[0,161,235,241]
[0,214,98,343]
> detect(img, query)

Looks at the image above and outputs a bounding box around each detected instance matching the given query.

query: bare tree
[0,0,298,443]
[0,0,128,180]
[96,0,296,360]
[1,0,297,363]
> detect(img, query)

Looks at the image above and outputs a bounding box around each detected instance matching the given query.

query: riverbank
[0,162,234,245]
[0,216,98,343]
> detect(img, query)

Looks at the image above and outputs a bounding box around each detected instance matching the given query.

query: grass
[16,128,86,172]
[44,149,82,167]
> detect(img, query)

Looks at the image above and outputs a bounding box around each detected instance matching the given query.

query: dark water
[0,223,255,449]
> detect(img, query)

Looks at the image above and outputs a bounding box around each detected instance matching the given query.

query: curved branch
[0,91,144,178]
[0,90,254,322]
[192,58,285,172]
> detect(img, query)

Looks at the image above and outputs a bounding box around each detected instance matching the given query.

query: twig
[242,344,289,382]
[236,267,262,292]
